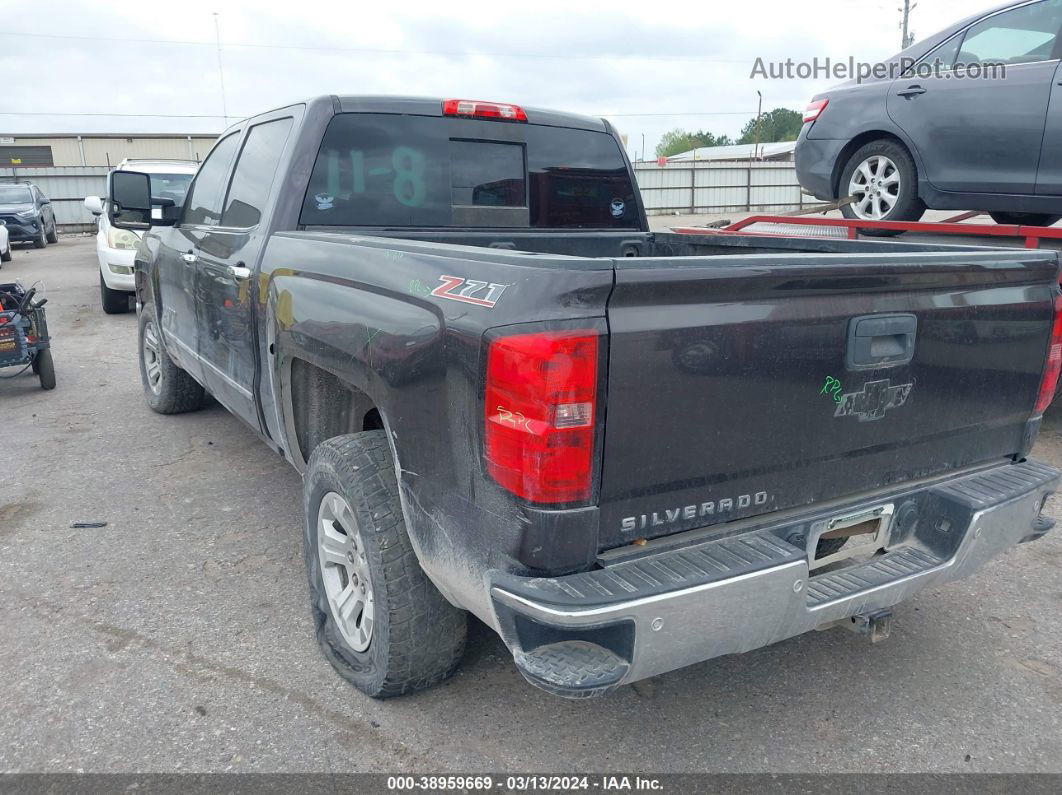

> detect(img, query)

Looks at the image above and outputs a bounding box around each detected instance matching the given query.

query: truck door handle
[181,252,198,265]
[847,314,917,370]
[228,264,251,280]
[897,85,927,97]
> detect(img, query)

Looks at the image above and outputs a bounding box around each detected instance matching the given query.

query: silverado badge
[835,378,912,422]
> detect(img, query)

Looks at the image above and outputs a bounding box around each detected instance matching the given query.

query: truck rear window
[299,113,638,229]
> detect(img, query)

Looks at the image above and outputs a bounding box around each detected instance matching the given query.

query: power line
[0,30,751,64]
[0,112,237,119]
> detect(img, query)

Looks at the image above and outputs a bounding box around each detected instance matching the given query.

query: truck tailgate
[598,249,1059,550]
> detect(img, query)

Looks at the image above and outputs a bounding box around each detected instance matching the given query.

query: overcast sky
[1,0,1003,159]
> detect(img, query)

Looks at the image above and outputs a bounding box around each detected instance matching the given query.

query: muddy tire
[138,303,205,414]
[303,431,467,698]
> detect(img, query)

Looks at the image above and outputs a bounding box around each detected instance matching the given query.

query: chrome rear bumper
[490,460,1058,698]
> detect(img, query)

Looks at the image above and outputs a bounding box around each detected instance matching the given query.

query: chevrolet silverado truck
[107,95,1062,699]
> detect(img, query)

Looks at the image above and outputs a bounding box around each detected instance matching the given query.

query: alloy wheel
[142,321,163,395]
[317,491,375,652]
[848,155,901,221]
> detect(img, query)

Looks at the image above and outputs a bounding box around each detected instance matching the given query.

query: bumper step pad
[806,547,944,608]
[513,641,630,699]
[494,531,803,610]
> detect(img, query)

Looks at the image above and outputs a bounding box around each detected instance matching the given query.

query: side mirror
[84,196,104,216]
[108,171,153,230]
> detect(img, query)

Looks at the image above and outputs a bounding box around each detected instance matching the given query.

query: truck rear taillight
[803,99,829,124]
[443,99,528,122]
[1034,293,1062,416]
[485,330,599,504]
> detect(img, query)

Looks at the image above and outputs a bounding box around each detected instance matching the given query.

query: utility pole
[213,12,229,125]
[753,90,763,160]
[900,0,917,49]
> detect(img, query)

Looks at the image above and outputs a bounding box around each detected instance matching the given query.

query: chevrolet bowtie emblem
[835,378,912,422]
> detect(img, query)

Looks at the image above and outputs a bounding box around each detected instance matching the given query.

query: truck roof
[235,95,610,134]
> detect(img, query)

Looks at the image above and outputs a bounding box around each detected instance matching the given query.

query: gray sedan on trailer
[796,0,1062,231]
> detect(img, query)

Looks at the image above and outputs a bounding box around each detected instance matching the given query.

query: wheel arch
[282,356,385,471]
[832,131,917,199]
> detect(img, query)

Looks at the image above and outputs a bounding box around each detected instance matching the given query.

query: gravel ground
[2,237,1062,774]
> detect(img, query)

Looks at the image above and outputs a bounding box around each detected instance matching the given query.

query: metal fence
[2,160,824,233]
[633,160,826,216]
[0,166,109,233]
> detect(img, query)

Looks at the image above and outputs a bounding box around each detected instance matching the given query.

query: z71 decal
[430,275,509,308]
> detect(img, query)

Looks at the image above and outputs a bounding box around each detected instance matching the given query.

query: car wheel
[138,302,206,414]
[35,349,56,390]
[0,243,10,263]
[100,272,131,315]
[32,225,46,249]
[303,431,467,698]
[839,140,925,236]
[989,212,1062,227]
[46,222,58,244]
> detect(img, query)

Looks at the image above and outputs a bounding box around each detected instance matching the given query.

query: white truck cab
[85,159,198,314]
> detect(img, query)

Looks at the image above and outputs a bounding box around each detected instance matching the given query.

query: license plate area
[807,503,894,571]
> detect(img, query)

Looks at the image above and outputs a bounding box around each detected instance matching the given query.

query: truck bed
[262,229,1059,559]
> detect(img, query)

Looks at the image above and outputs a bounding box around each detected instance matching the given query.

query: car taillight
[443,99,528,122]
[803,99,829,124]
[485,330,599,504]
[1035,293,1062,416]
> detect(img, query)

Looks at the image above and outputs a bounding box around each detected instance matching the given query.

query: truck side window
[221,118,294,228]
[184,133,240,227]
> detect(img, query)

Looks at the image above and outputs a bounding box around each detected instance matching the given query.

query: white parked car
[84,159,197,314]
[0,220,10,265]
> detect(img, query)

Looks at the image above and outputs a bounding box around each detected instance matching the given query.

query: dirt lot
[3,237,1062,773]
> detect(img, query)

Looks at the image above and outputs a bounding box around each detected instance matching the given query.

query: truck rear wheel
[138,302,206,414]
[303,431,467,698]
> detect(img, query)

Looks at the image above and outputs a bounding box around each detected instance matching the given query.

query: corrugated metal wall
[634,160,826,215]
[0,166,110,232]
[0,136,218,166]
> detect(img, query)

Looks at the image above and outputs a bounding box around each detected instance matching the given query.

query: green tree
[655,129,733,158]
[737,108,804,145]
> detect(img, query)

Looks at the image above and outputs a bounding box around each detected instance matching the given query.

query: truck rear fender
[258,233,616,625]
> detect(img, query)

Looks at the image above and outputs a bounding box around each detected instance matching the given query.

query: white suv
[85,159,198,314]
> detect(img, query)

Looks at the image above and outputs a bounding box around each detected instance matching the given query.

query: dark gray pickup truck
[108,95,1062,699]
